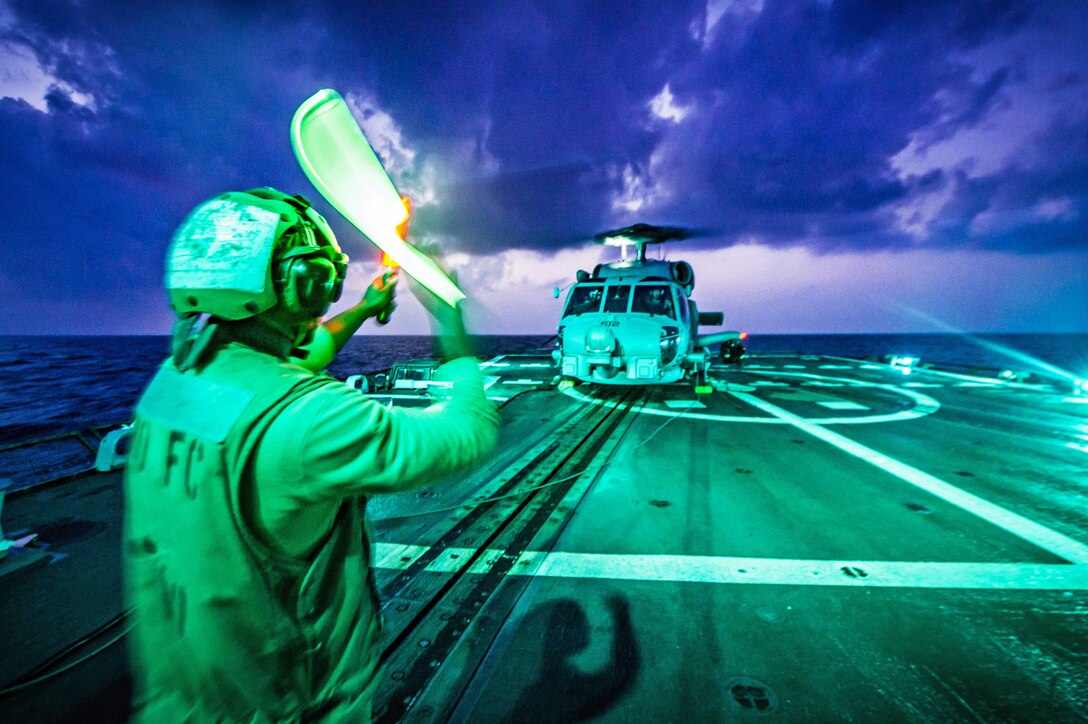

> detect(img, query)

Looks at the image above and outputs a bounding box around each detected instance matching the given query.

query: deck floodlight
[291,89,465,308]
[889,355,918,375]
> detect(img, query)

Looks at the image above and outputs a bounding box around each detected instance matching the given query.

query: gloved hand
[405,247,473,361]
[363,271,398,320]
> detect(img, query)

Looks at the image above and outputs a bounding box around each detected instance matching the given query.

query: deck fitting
[725,676,779,714]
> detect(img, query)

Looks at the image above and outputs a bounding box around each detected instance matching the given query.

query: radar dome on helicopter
[553,224,745,390]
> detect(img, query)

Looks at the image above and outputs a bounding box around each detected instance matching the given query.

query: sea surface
[1,332,1085,447]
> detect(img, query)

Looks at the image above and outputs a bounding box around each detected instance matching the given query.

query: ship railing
[0,421,131,496]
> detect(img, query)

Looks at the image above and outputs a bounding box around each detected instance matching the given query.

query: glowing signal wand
[375,195,413,325]
[290,89,465,310]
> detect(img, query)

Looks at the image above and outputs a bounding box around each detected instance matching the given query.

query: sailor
[123,188,500,721]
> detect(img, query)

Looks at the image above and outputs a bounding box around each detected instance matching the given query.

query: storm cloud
[1,0,1086,332]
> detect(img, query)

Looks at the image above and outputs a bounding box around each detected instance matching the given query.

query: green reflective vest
[124,345,381,722]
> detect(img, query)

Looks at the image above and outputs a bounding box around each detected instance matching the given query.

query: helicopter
[552,223,745,391]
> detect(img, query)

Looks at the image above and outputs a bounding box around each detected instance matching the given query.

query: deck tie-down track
[371,386,649,722]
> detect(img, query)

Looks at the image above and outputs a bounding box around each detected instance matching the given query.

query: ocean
[1,332,1085,447]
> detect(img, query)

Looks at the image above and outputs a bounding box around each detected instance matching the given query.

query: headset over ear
[276,251,343,318]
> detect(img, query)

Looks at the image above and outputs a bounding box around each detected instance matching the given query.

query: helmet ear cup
[279,256,339,317]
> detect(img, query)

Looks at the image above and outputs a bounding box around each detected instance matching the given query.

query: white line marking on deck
[729,390,1088,565]
[957,381,999,387]
[665,399,706,409]
[903,383,942,388]
[372,543,1088,590]
[374,542,427,569]
[819,364,854,369]
[505,379,544,385]
[817,401,870,410]
[1063,397,1088,404]
[483,376,501,390]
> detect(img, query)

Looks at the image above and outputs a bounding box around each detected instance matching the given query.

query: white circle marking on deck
[561,371,941,425]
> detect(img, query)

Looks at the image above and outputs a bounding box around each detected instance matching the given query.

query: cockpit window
[677,293,690,323]
[632,284,676,318]
[563,285,603,316]
[603,285,632,313]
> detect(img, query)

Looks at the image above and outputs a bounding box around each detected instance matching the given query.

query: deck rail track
[371,385,649,722]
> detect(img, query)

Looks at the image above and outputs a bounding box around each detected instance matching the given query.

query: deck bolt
[440,613,452,621]
[391,671,405,681]
[419,639,431,648]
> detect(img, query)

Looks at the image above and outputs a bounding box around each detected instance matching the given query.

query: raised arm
[291,272,397,372]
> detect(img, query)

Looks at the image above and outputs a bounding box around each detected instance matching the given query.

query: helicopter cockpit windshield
[603,285,632,313]
[631,284,676,318]
[563,284,603,317]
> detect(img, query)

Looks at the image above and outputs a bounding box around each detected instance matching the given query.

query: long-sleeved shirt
[252,356,500,557]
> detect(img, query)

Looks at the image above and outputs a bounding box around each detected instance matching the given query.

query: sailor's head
[166,187,348,327]
[164,188,348,365]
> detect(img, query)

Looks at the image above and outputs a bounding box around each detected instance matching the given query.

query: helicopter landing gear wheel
[694,365,712,395]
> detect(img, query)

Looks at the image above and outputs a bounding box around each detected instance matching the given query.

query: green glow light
[895,304,1085,386]
[291,89,465,308]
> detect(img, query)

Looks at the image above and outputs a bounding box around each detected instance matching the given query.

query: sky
[1,0,1086,335]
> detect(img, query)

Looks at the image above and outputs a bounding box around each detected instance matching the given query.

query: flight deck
[1,353,1086,722]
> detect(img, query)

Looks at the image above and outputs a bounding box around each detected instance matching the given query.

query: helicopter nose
[585,326,616,353]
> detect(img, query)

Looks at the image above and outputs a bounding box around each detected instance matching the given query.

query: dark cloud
[635,0,1074,253]
[0,0,1086,332]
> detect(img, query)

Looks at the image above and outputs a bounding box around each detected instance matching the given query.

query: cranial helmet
[166,188,348,320]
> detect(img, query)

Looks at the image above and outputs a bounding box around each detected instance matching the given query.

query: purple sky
[1,0,1086,335]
